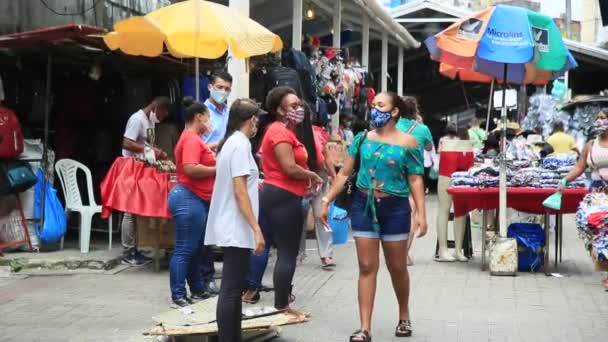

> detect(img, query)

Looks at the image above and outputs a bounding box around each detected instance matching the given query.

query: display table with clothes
[447,187,588,272]
[100,157,177,270]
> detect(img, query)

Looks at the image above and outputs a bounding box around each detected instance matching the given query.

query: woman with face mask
[205,99,266,342]
[242,87,323,320]
[319,92,428,341]
[168,97,217,307]
[560,118,608,290]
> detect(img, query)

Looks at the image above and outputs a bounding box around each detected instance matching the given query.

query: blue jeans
[168,184,210,300]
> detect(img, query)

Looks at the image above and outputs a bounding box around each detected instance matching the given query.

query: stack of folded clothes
[539,170,562,188]
[509,167,542,187]
[566,176,587,188]
[542,153,577,170]
[451,171,479,187]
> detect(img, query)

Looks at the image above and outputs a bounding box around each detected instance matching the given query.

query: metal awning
[245,0,419,49]
[0,24,187,72]
[0,24,104,48]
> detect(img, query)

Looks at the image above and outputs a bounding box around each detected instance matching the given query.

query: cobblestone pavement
[1,196,608,341]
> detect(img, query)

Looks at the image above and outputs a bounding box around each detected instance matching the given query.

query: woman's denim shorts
[350,190,411,242]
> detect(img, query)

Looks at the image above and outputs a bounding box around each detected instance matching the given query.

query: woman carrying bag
[320,92,428,341]
[559,117,608,290]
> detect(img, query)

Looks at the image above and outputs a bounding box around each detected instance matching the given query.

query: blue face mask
[370,108,393,128]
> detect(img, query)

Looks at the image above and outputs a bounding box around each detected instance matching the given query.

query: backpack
[266,66,305,99]
[282,49,317,104]
[0,105,24,158]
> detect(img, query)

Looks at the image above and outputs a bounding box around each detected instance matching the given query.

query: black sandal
[395,320,412,337]
[350,329,371,342]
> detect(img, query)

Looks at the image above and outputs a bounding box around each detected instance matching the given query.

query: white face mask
[150,111,161,124]
[209,87,230,104]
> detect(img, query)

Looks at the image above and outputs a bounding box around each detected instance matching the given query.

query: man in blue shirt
[202,71,233,150]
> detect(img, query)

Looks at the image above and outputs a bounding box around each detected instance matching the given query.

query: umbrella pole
[195,58,200,102]
[485,79,494,133]
[499,64,508,237]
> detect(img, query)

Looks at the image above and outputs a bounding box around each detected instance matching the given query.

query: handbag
[0,160,37,195]
[334,130,367,210]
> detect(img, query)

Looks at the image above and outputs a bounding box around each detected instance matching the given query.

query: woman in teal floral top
[320,92,428,341]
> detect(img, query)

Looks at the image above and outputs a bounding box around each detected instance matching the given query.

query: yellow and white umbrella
[104,0,283,98]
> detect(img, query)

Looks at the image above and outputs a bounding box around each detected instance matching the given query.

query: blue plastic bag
[328,203,350,245]
[507,223,545,272]
[34,169,67,244]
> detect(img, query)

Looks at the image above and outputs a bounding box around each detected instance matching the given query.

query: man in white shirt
[122,97,170,159]
[202,71,233,151]
[121,96,170,265]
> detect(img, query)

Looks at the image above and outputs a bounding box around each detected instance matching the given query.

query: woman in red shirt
[243,87,322,319]
[168,98,216,307]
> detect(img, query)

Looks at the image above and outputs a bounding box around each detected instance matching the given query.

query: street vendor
[202,71,233,151]
[122,97,170,160]
[120,96,170,265]
[559,118,608,290]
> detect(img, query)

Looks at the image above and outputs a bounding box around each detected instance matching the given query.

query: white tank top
[587,139,608,180]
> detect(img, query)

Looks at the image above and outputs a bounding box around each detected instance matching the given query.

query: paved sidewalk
[1,195,607,341]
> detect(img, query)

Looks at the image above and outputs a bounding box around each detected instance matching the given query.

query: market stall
[443,137,588,273]
[100,157,177,270]
[448,187,587,272]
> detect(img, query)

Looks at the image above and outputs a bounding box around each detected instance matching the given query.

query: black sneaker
[172,298,192,307]
[191,291,212,301]
[134,250,152,261]
[121,252,145,266]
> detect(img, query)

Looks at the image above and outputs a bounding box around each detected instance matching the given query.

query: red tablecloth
[100,157,176,219]
[447,187,588,217]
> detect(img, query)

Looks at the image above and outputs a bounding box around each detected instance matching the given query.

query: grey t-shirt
[205,131,259,249]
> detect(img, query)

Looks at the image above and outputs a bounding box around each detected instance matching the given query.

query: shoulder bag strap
[406,122,418,134]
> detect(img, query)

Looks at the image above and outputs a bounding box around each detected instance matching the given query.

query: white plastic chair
[55,159,112,253]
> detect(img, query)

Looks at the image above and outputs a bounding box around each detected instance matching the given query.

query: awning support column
[228,0,250,102]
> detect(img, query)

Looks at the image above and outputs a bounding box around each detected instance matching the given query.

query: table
[447,187,588,272]
[100,157,176,219]
[100,157,177,270]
